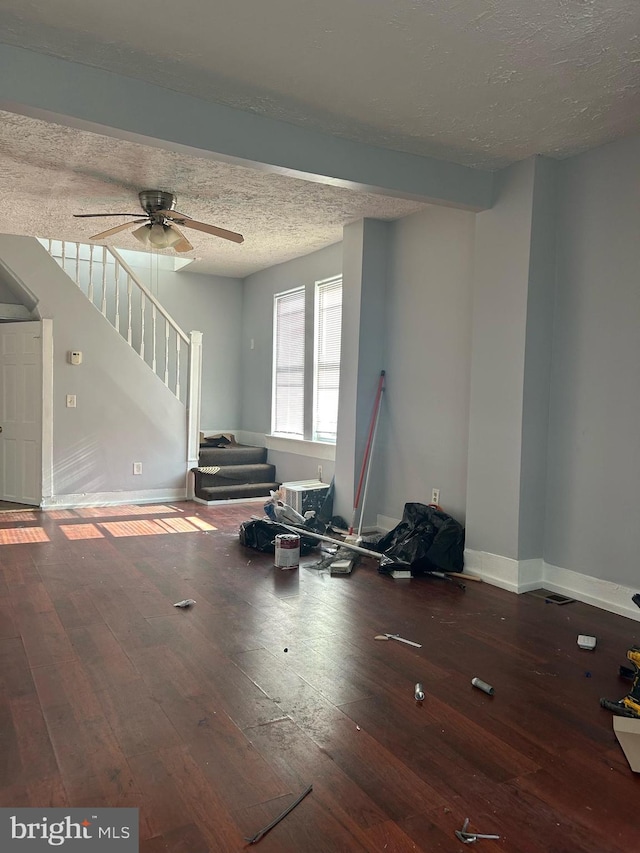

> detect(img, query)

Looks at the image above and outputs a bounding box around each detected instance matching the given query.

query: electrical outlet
[66,394,76,408]
[133,462,143,475]
[431,488,440,505]
[317,465,323,482]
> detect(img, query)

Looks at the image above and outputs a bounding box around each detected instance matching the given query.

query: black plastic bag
[239,519,317,555]
[373,502,465,575]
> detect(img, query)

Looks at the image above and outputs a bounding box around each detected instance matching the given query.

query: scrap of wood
[449,571,482,582]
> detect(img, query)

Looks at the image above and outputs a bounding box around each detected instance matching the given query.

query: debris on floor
[471,677,495,695]
[600,646,640,719]
[307,545,358,574]
[245,783,313,844]
[376,632,422,648]
[600,595,640,720]
[455,817,500,844]
[577,634,597,649]
[414,682,425,701]
[173,599,196,608]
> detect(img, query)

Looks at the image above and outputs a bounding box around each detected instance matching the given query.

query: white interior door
[0,321,42,505]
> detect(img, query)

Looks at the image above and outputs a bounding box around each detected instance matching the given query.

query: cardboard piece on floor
[613,716,640,772]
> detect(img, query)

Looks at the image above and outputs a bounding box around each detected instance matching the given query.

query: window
[314,276,343,442]
[272,288,305,438]
[272,276,343,444]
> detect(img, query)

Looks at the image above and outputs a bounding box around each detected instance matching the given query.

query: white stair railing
[41,239,202,483]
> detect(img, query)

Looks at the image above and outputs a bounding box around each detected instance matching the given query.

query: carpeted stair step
[198,444,267,467]
[195,463,276,488]
[194,443,277,502]
[195,482,280,502]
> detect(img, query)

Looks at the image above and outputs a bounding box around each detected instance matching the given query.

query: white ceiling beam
[0,44,493,211]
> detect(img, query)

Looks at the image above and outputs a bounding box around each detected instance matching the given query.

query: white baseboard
[235,430,266,447]
[543,562,640,623]
[460,549,640,623]
[464,550,543,593]
[41,488,186,509]
[192,495,265,507]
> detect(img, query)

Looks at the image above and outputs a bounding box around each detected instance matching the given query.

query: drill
[600,594,640,719]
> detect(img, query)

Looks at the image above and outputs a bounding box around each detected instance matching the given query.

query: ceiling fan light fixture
[149,222,179,248]
[132,222,182,249]
[132,223,152,247]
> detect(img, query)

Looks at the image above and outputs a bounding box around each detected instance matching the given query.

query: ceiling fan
[73,190,244,253]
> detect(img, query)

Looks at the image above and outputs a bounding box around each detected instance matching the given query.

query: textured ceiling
[0,111,425,277]
[1,0,639,169]
[1,0,639,276]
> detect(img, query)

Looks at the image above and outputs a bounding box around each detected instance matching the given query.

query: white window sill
[266,434,336,460]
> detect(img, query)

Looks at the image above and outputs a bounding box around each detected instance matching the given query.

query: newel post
[186,330,203,498]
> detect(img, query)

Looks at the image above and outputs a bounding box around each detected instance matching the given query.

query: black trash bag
[373,502,465,575]
[239,519,317,555]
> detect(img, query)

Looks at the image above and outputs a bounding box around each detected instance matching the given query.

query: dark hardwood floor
[0,501,638,851]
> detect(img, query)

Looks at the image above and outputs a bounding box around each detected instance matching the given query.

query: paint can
[274,534,300,569]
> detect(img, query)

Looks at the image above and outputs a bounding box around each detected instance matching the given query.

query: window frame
[313,275,343,444]
[272,275,343,445]
[271,286,306,440]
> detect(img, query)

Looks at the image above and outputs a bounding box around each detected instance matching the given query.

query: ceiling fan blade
[73,213,144,218]
[89,221,141,240]
[172,217,244,244]
[167,224,193,254]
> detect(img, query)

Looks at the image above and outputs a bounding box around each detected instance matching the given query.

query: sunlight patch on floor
[0,527,50,544]
[75,504,177,518]
[59,523,105,540]
[0,511,39,522]
[185,516,216,531]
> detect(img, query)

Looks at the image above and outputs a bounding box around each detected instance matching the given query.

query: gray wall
[334,220,391,525]
[378,206,475,524]
[0,236,187,497]
[546,135,640,586]
[128,264,243,432]
[465,160,536,558]
[518,158,557,560]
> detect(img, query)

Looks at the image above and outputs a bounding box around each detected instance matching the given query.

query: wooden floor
[0,501,638,852]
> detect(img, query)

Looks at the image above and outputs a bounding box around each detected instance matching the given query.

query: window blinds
[314,277,342,442]
[273,288,305,438]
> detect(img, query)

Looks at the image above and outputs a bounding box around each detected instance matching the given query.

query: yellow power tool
[600,594,640,718]
[600,647,640,719]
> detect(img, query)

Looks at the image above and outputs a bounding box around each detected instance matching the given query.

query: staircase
[193,444,280,502]
[41,238,279,503]
[40,238,203,483]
